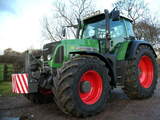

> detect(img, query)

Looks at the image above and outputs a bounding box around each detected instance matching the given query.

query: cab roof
[83,13,132,24]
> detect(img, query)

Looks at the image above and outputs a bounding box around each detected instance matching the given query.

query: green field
[0,81,18,96]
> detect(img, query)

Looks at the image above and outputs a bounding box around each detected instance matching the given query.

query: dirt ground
[0,79,160,120]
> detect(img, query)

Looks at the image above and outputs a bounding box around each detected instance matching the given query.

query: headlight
[47,55,52,60]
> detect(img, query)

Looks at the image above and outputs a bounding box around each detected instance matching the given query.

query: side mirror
[110,9,120,21]
[62,27,66,37]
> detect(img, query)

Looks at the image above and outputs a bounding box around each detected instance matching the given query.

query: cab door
[110,19,127,50]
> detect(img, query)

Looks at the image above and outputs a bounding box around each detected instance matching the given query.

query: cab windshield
[82,18,134,39]
[82,19,106,39]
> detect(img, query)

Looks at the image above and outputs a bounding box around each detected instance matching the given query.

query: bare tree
[4,48,21,56]
[42,0,95,41]
[113,0,149,24]
[135,16,160,42]
[113,0,160,44]
[42,16,64,41]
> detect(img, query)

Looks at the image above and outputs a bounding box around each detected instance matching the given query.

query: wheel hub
[79,70,103,105]
[138,56,154,88]
[80,81,91,93]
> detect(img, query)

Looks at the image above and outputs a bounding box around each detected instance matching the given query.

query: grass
[0,81,18,96]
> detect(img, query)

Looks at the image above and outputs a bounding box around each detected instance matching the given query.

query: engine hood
[61,38,99,53]
[46,38,100,68]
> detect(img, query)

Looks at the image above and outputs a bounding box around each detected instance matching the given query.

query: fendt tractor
[12,9,158,117]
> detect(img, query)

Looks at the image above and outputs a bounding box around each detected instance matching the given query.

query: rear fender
[126,40,157,59]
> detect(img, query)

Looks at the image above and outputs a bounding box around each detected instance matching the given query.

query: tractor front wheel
[124,45,158,99]
[53,56,110,117]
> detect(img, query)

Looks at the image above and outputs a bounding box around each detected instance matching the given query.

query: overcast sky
[0,0,160,54]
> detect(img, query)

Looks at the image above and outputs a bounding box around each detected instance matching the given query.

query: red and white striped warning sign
[12,73,29,94]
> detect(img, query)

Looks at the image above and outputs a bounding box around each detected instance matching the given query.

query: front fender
[70,51,107,62]
[70,51,117,87]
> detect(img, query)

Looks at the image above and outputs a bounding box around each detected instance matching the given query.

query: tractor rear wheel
[124,45,158,99]
[53,56,110,117]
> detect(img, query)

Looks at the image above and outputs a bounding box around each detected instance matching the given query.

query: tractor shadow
[18,79,159,120]
[20,88,130,120]
[2,85,159,120]
[29,84,159,120]
[42,88,131,120]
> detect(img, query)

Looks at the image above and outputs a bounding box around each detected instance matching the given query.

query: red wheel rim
[79,70,103,105]
[138,56,154,88]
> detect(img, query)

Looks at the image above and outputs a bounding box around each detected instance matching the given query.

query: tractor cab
[82,11,135,51]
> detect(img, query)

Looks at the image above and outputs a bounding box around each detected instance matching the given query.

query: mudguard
[70,51,117,87]
[126,40,157,59]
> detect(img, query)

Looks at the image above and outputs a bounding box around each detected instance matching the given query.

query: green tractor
[16,9,158,117]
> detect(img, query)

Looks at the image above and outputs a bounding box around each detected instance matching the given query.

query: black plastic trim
[55,46,64,64]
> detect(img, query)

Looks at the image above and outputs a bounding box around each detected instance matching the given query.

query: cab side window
[110,20,127,39]
[125,20,135,37]
[109,20,127,49]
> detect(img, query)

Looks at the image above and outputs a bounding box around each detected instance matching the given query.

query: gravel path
[0,79,159,120]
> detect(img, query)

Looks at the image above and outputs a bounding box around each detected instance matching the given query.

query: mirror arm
[104,9,111,50]
[62,26,66,37]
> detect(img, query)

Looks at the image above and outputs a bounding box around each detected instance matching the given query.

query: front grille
[55,46,64,63]
[43,42,60,61]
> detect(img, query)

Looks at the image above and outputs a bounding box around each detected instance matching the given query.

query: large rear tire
[53,56,111,117]
[124,45,158,99]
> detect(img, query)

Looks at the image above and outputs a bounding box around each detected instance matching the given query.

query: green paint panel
[48,39,99,68]
[115,41,130,60]
[46,39,131,68]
